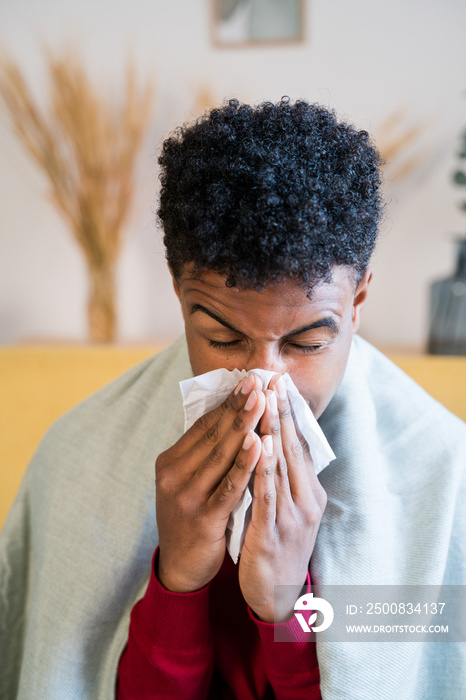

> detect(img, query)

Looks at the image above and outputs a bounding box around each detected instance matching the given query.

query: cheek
[291,364,329,417]
[290,343,351,418]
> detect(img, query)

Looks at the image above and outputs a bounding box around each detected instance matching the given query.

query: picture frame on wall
[211,0,305,47]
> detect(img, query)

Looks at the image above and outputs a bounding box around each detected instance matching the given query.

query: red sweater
[118,549,321,699]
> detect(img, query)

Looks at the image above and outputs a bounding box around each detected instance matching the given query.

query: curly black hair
[158,97,383,289]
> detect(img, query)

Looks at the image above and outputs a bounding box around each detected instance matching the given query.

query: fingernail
[234,378,246,395]
[268,391,278,414]
[244,390,257,411]
[263,435,273,456]
[250,372,263,389]
[276,376,287,400]
[241,375,254,395]
[243,431,255,450]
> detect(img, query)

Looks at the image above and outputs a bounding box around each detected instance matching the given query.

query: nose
[244,342,287,375]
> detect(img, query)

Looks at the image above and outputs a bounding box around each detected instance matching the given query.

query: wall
[1,0,465,348]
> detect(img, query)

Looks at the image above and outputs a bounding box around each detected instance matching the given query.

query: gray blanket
[1,335,465,699]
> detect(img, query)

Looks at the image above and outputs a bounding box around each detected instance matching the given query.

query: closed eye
[288,343,324,354]
[208,339,324,354]
[208,339,242,349]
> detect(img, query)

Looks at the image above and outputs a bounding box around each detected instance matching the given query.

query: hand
[155,373,266,593]
[238,375,327,622]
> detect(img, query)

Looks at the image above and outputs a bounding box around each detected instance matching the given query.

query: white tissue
[179,368,335,563]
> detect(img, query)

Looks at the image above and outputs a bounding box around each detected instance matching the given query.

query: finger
[210,373,264,451]
[208,430,261,515]
[274,375,314,499]
[166,373,261,464]
[193,388,266,489]
[251,435,276,531]
[258,389,280,438]
[259,389,291,502]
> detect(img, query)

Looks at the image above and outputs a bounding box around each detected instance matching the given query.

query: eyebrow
[190,304,240,332]
[189,303,339,337]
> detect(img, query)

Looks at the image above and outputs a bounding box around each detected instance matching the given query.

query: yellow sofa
[1,344,465,530]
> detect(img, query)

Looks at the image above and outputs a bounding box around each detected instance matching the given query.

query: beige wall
[1,0,465,348]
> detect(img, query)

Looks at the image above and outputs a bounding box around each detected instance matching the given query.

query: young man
[1,99,465,700]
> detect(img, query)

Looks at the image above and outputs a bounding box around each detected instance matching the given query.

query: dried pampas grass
[376,110,428,183]
[0,49,153,342]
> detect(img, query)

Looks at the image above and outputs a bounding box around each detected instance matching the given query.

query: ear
[352,268,372,333]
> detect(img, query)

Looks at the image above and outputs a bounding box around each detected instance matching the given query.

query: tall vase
[428,238,466,355]
[87,262,117,343]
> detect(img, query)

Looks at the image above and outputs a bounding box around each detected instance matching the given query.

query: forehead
[178,266,357,334]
